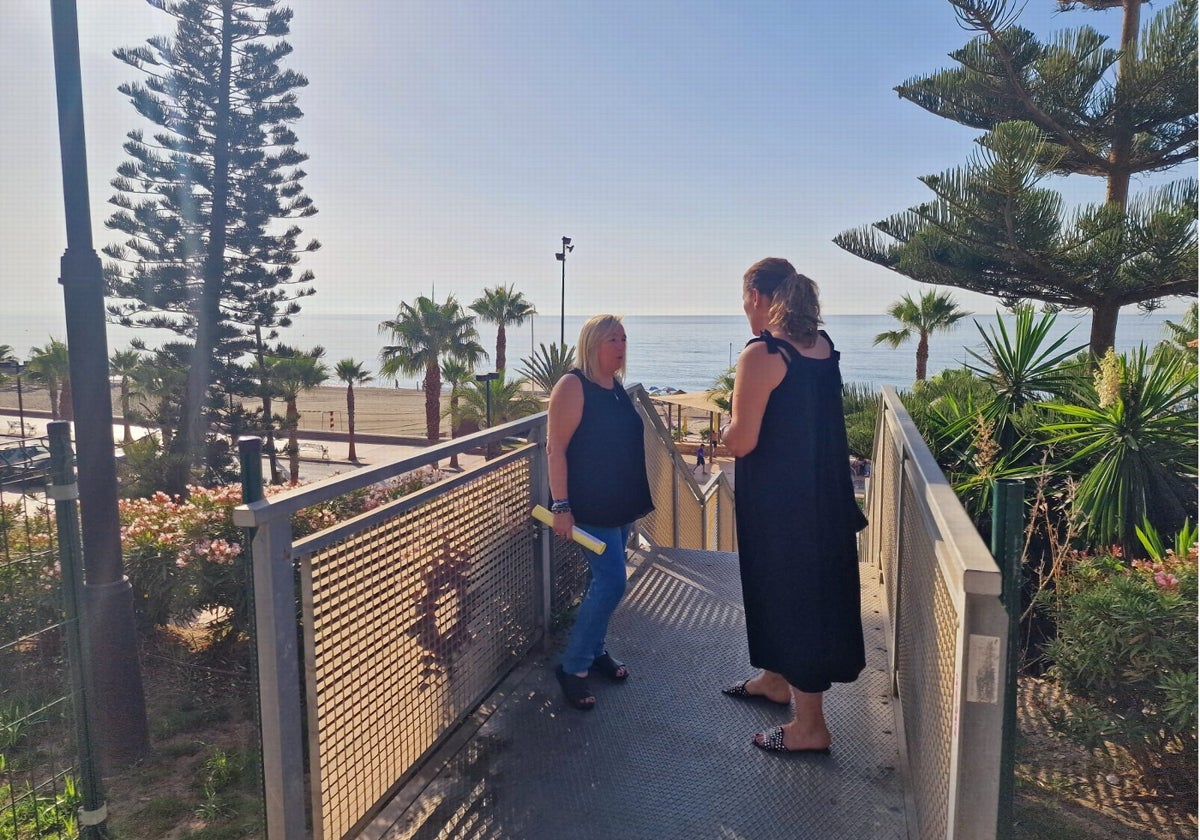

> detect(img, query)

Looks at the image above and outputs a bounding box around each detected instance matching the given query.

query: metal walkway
[360,547,909,840]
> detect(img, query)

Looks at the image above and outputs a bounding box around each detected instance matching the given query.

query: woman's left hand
[552,510,575,539]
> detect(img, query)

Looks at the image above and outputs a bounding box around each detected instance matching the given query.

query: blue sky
[0,0,1186,343]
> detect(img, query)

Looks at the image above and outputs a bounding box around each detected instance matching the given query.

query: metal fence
[232,385,736,839]
[630,388,736,553]
[0,462,77,839]
[862,387,1007,840]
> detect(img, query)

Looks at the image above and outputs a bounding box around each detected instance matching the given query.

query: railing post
[529,424,553,651]
[238,436,307,840]
[47,422,106,838]
[991,478,1025,840]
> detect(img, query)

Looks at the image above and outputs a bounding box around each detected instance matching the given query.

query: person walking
[694,443,707,475]
[719,257,867,753]
[547,314,655,710]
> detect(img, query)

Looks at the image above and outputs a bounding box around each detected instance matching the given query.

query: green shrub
[1037,543,1197,790]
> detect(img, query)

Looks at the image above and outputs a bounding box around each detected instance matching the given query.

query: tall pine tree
[835,0,1196,357]
[103,0,318,493]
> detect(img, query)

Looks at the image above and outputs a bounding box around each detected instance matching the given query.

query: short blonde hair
[576,314,626,382]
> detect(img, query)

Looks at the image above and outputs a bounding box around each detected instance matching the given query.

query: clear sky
[0,0,1187,337]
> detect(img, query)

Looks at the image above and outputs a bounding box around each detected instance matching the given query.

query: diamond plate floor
[361,548,908,840]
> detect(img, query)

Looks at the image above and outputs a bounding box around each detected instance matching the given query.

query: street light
[475,372,499,428]
[15,361,25,440]
[555,236,573,345]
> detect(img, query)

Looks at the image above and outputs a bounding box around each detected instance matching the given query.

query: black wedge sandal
[591,652,629,682]
[555,665,596,710]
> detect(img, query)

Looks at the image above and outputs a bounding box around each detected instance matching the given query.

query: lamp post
[15,361,25,440]
[555,236,573,346]
[475,371,499,428]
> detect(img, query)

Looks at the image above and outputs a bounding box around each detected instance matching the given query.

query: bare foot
[743,673,791,705]
[753,719,832,752]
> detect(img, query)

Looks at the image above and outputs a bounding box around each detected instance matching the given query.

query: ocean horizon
[1,310,1183,394]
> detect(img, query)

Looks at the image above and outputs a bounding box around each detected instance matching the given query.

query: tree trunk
[172,0,234,496]
[496,324,507,373]
[424,363,441,444]
[346,382,357,462]
[915,332,930,381]
[1105,0,1141,207]
[49,384,60,420]
[287,397,300,485]
[1089,301,1121,359]
[120,384,132,443]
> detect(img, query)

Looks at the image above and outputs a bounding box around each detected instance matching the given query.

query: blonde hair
[743,257,822,347]
[576,314,626,382]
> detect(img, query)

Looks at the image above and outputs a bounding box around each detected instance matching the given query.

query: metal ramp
[360,547,908,840]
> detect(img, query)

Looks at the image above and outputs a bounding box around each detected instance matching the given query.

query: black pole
[15,366,25,439]
[47,423,106,838]
[991,478,1025,840]
[50,0,149,766]
[559,253,566,346]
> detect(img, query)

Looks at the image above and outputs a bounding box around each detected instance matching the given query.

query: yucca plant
[1039,346,1198,553]
[965,307,1088,449]
[519,342,575,393]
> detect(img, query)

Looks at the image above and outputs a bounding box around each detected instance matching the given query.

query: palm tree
[440,358,473,470]
[379,296,486,445]
[0,345,14,385]
[519,342,575,394]
[110,348,143,443]
[874,291,970,381]
[458,372,544,457]
[270,351,329,484]
[26,338,72,420]
[1151,302,1198,372]
[469,285,536,373]
[334,359,373,462]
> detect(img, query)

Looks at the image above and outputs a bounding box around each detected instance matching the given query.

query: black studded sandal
[555,665,596,710]
[591,652,629,681]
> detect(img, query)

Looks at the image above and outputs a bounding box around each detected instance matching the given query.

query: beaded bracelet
[549,498,571,514]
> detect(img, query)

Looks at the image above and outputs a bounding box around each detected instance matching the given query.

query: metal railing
[862,387,1006,840]
[232,385,735,839]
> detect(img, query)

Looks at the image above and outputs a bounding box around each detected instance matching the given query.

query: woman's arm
[720,341,786,457]
[546,373,584,537]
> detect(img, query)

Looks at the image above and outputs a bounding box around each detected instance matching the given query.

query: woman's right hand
[552,510,575,540]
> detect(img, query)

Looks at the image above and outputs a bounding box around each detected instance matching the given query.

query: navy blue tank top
[563,370,655,527]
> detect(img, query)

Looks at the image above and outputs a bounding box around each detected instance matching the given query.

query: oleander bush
[1035,538,1198,791]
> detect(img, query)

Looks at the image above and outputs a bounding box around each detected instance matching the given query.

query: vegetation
[103,0,319,493]
[379,296,486,444]
[519,342,575,393]
[835,0,1198,357]
[874,290,970,381]
[268,348,328,485]
[469,285,537,374]
[25,339,72,421]
[899,309,1197,798]
[334,358,372,463]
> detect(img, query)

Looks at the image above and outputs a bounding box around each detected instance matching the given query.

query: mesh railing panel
[895,474,957,840]
[0,490,79,840]
[303,457,537,840]
[716,481,737,552]
[550,537,588,626]
[674,471,705,550]
[637,419,678,548]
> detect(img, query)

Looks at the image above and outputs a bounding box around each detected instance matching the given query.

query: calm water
[280,311,1176,393]
[2,310,1180,394]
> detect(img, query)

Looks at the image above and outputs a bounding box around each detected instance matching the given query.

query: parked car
[0,441,51,485]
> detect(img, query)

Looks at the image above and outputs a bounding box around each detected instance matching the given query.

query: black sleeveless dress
[733,330,866,692]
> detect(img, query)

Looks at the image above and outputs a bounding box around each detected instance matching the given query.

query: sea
[2,310,1182,394]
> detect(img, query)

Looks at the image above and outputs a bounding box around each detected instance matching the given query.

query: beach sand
[0,381,718,441]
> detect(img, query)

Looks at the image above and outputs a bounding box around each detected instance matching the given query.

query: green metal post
[991,478,1025,840]
[48,422,107,838]
[237,436,266,833]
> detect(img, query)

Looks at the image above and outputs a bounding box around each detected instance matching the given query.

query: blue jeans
[560,523,633,674]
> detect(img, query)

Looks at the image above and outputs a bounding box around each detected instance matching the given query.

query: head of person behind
[742,257,823,350]
[575,314,628,387]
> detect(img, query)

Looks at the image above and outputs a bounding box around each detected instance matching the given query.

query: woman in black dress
[719,258,866,754]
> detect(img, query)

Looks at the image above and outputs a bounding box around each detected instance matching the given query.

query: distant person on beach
[694,444,707,475]
[547,314,655,711]
[719,257,866,754]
